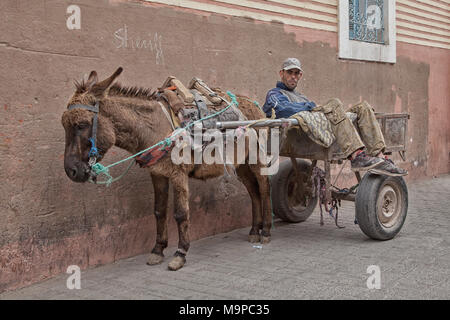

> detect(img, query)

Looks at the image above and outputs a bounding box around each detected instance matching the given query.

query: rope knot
[91,163,113,187]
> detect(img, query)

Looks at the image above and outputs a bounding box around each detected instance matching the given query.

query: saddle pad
[180,91,246,129]
[290,111,357,148]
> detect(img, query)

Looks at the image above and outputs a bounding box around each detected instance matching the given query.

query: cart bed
[279,113,409,160]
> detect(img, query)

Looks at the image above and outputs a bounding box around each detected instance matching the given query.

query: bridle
[67,101,100,169]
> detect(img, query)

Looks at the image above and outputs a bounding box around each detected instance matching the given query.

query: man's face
[279,68,302,90]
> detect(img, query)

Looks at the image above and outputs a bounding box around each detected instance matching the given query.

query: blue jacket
[262,81,316,118]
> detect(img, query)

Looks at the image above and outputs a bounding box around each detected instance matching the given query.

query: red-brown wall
[0,0,448,292]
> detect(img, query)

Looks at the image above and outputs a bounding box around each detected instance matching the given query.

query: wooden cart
[217,113,410,240]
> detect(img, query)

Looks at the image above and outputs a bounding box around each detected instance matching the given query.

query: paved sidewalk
[1,175,449,300]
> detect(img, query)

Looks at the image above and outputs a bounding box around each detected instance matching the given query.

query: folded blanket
[290,111,357,148]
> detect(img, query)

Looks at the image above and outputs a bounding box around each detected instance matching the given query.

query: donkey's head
[62,67,122,182]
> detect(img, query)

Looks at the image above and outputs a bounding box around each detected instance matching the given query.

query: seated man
[263,57,407,176]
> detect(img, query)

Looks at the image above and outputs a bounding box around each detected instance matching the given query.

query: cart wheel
[355,173,408,240]
[270,159,318,223]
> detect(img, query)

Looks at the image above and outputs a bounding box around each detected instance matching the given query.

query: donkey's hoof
[168,256,185,271]
[147,253,164,265]
[261,236,271,244]
[248,234,261,243]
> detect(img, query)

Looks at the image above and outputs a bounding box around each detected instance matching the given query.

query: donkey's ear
[90,67,123,97]
[86,71,98,89]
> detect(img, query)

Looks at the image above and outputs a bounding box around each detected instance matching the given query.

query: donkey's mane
[74,80,156,100]
[74,79,89,93]
[109,83,156,100]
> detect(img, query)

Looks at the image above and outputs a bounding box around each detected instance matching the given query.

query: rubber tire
[355,173,408,240]
[271,159,318,223]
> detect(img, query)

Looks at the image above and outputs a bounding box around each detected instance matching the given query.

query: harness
[66,100,175,178]
[67,102,100,168]
[66,86,239,186]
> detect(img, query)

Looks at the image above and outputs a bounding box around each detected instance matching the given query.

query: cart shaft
[215,119,299,129]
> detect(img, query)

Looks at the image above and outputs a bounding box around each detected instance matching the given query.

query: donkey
[62,67,272,271]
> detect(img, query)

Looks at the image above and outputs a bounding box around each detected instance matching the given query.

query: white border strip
[397,35,450,49]
[145,0,337,31]
[212,0,337,23]
[397,0,450,18]
[145,0,449,49]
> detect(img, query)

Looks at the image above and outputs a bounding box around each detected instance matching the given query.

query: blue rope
[88,137,99,158]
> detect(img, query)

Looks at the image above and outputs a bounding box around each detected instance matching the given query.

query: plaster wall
[0,0,448,292]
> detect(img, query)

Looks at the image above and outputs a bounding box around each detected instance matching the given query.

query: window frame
[338,0,396,63]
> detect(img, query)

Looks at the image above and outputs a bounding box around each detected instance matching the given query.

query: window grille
[349,0,385,44]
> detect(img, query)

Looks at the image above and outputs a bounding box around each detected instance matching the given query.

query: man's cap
[281,58,303,71]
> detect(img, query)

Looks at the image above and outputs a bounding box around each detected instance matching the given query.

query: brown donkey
[62,68,273,270]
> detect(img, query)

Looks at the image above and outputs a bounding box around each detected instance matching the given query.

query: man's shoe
[369,158,408,176]
[350,151,383,171]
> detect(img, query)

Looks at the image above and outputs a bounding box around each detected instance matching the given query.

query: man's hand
[306,101,316,111]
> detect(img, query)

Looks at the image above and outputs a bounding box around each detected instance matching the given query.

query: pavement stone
[1,174,449,300]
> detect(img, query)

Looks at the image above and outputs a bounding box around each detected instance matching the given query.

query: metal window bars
[349,0,385,44]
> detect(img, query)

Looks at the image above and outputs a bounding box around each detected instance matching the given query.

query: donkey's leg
[147,174,169,265]
[236,165,263,243]
[168,173,190,271]
[249,165,272,244]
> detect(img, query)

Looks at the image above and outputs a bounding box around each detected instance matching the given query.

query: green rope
[91,160,135,187]
[90,136,177,186]
[226,91,239,107]
[237,95,261,110]
[90,92,238,186]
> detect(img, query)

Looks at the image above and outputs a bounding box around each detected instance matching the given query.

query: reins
[70,91,239,186]
[67,102,100,167]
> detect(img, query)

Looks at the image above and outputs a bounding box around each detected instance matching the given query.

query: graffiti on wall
[66,5,164,65]
[114,24,165,65]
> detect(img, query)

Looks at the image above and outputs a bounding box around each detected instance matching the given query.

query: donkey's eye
[75,123,89,130]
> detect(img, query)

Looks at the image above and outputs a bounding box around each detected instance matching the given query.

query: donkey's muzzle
[65,162,90,183]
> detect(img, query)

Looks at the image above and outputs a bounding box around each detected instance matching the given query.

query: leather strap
[192,90,215,129]
[158,101,176,130]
